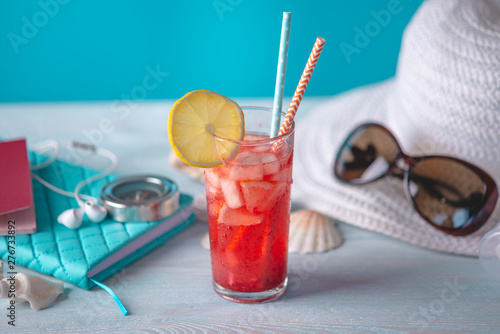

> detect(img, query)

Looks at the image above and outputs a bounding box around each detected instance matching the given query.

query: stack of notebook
[0,151,196,290]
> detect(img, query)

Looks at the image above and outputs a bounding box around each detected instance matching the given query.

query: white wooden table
[1,99,499,333]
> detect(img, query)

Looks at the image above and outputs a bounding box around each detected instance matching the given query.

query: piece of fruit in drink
[261,182,287,211]
[218,204,264,226]
[240,181,275,212]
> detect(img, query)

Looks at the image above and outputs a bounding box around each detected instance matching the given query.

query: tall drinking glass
[204,106,294,303]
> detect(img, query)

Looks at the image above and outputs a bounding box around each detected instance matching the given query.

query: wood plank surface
[1,99,499,333]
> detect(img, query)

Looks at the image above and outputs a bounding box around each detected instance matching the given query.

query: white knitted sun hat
[293,0,500,256]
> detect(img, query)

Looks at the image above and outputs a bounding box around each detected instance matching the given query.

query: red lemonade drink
[205,107,295,303]
[167,92,299,303]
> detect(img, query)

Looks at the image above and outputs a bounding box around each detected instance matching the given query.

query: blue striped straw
[270,12,292,138]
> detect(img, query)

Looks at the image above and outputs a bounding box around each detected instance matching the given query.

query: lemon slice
[168,90,245,167]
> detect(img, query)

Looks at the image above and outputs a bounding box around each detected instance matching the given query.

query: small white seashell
[169,150,205,181]
[0,273,64,310]
[288,210,343,254]
[201,232,210,250]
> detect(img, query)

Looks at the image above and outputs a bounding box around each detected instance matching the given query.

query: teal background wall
[0,0,424,102]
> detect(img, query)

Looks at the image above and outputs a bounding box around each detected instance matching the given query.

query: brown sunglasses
[333,123,498,236]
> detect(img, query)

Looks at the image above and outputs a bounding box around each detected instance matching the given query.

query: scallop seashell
[0,273,64,310]
[169,150,205,181]
[288,210,343,254]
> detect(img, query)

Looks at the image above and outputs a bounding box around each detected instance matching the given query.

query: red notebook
[0,138,37,235]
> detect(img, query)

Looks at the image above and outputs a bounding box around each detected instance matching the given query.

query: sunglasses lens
[409,157,486,230]
[335,125,399,183]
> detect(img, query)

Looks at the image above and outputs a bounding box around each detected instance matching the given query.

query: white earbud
[56,202,107,230]
[31,141,118,230]
[84,201,108,223]
[57,208,84,229]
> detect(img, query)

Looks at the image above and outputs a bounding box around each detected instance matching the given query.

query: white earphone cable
[30,141,118,206]
[73,147,118,207]
[30,140,60,170]
[30,173,97,203]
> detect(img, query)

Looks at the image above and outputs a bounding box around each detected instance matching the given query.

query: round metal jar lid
[100,175,179,222]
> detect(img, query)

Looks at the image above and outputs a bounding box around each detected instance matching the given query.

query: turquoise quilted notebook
[0,152,196,290]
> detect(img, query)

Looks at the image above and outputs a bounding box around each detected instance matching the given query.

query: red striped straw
[277,37,325,136]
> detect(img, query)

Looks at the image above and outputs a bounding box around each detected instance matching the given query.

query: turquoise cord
[90,278,129,316]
